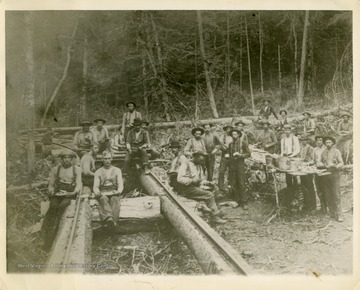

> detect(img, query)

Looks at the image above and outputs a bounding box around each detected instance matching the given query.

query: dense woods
[6,10,352,130]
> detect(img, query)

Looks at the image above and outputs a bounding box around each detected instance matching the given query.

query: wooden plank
[119,196,161,219]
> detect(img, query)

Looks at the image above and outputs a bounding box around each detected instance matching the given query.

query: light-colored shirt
[304,118,316,134]
[169,154,188,173]
[74,130,95,149]
[48,165,82,193]
[281,134,300,157]
[80,152,96,176]
[93,166,123,194]
[112,133,125,148]
[300,143,314,162]
[258,129,278,147]
[313,145,326,163]
[177,160,206,186]
[321,147,344,168]
[184,137,206,156]
[338,121,352,132]
[121,111,142,133]
[92,126,109,144]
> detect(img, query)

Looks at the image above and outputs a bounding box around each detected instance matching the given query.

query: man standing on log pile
[41,150,82,250]
[93,150,124,229]
[124,118,150,175]
[226,129,251,210]
[74,121,95,157]
[318,137,344,222]
[338,113,352,134]
[280,124,300,188]
[201,123,223,181]
[310,136,327,214]
[122,101,142,142]
[177,150,226,224]
[218,125,233,194]
[303,112,316,143]
[299,134,316,212]
[258,99,278,121]
[167,140,187,191]
[255,120,278,154]
[92,118,111,153]
[234,120,248,143]
[184,127,206,157]
[80,144,99,196]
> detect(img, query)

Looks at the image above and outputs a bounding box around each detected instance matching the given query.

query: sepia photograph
[5,8,354,279]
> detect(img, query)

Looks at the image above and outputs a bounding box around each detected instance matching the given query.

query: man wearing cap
[93,150,124,229]
[256,120,278,154]
[177,150,226,224]
[41,150,82,250]
[202,123,224,181]
[226,128,251,209]
[80,144,99,194]
[184,127,206,157]
[303,112,316,136]
[277,110,288,130]
[338,113,352,134]
[299,134,316,211]
[310,136,327,213]
[218,125,233,193]
[318,136,344,222]
[92,118,111,153]
[74,121,95,156]
[122,101,142,142]
[234,120,248,143]
[124,118,150,174]
[280,124,300,187]
[259,99,278,121]
[168,140,187,191]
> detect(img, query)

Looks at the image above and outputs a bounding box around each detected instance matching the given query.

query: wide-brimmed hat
[126,101,137,108]
[303,111,312,116]
[323,136,336,145]
[201,123,214,128]
[279,110,288,115]
[223,125,233,131]
[94,118,106,124]
[191,127,205,136]
[192,150,208,157]
[132,118,143,127]
[229,129,242,137]
[263,98,271,103]
[234,120,245,126]
[141,120,150,126]
[262,120,271,126]
[79,121,92,126]
[59,149,76,158]
[169,140,181,148]
[283,124,292,130]
[299,134,309,141]
[340,112,351,118]
[315,135,324,141]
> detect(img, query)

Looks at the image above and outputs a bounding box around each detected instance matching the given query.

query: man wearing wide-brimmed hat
[184,127,206,157]
[177,150,226,224]
[122,101,142,142]
[338,112,352,135]
[226,128,251,210]
[92,118,111,153]
[255,120,278,154]
[234,120,249,143]
[167,140,187,191]
[303,111,316,136]
[41,149,82,250]
[74,120,95,156]
[258,98,278,121]
[218,125,233,193]
[318,136,344,222]
[124,118,150,174]
[277,109,288,130]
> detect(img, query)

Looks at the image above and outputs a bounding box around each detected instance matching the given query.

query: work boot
[337,216,344,222]
[212,216,227,224]
[143,164,150,175]
[196,202,213,214]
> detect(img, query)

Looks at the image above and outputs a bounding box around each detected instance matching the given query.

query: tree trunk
[142,50,149,119]
[292,14,299,94]
[80,35,88,123]
[194,39,199,122]
[239,19,243,94]
[297,10,310,107]
[24,12,36,178]
[225,12,231,107]
[258,12,264,96]
[40,20,78,127]
[244,13,255,114]
[278,45,282,91]
[197,11,219,118]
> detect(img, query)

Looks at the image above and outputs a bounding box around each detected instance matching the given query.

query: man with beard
[256,120,278,154]
[124,118,150,175]
[167,140,187,191]
[92,118,111,153]
[318,137,344,222]
[177,150,226,224]
[184,127,206,156]
[258,99,278,121]
[122,101,142,142]
[93,150,124,229]
[218,125,233,193]
[41,150,82,250]
[226,129,251,210]
[234,120,248,143]
[74,121,95,157]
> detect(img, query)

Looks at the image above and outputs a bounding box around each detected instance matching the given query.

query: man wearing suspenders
[42,150,82,250]
[218,125,233,193]
[122,101,142,142]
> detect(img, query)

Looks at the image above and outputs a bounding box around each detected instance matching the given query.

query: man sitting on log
[277,109,288,131]
[338,112,352,135]
[167,140,187,191]
[280,124,300,188]
[303,111,316,141]
[41,150,82,250]
[218,125,233,194]
[255,120,278,154]
[111,125,125,152]
[92,118,111,153]
[258,99,278,121]
[177,150,226,224]
[226,129,251,210]
[80,144,99,195]
[122,101,142,142]
[124,118,150,175]
[141,120,161,159]
[93,150,124,229]
[74,121,95,157]
[318,136,344,222]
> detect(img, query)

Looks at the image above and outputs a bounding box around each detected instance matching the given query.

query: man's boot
[143,163,150,175]
[212,215,227,224]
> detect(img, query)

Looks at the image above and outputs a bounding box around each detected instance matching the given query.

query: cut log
[6,181,48,192]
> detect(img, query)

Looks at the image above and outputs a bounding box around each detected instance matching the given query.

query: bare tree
[80,35,88,122]
[258,12,264,96]
[244,13,255,114]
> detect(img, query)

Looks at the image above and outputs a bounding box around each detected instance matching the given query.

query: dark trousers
[323,172,342,218]
[97,194,120,225]
[177,184,220,215]
[286,174,298,187]
[124,127,131,143]
[204,154,215,181]
[41,196,74,250]
[98,139,111,153]
[315,175,327,213]
[229,158,248,204]
[218,156,230,191]
[123,148,149,173]
[300,175,316,210]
